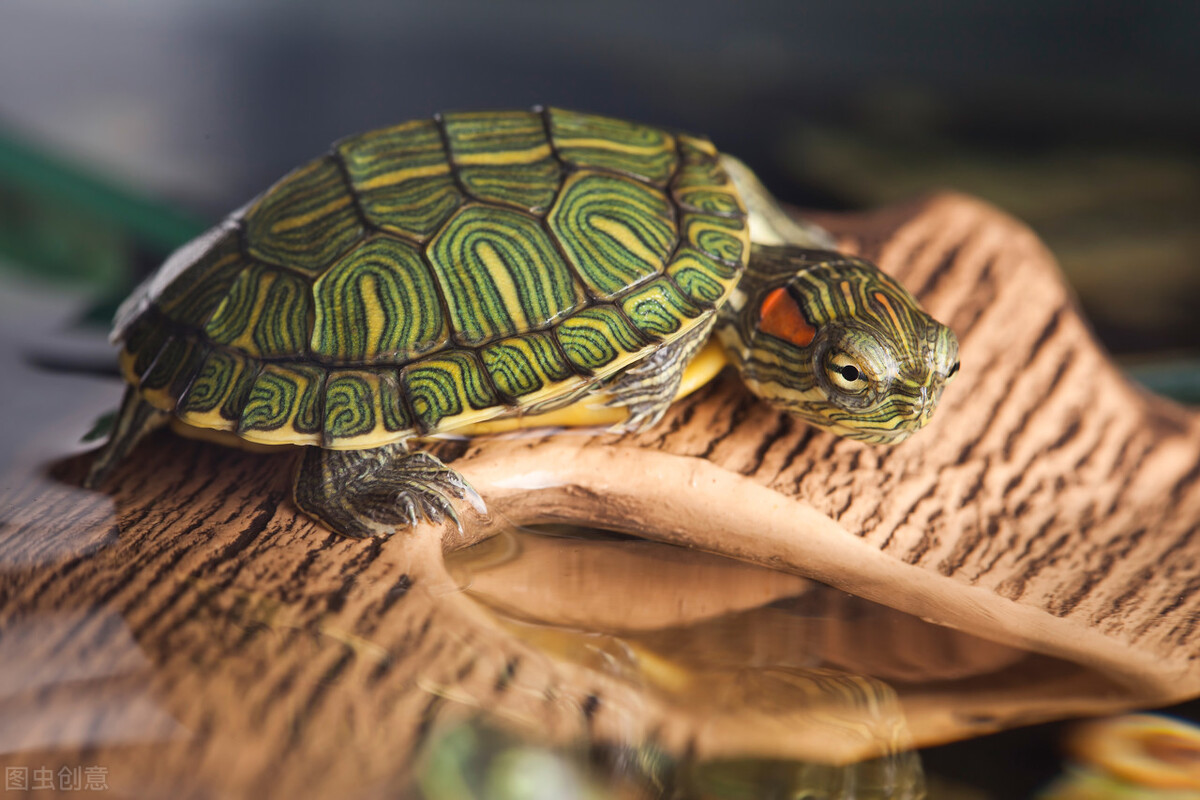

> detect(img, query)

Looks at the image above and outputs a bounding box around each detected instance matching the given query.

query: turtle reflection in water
[86,108,959,538]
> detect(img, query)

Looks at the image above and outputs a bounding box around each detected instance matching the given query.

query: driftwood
[1,192,1198,797]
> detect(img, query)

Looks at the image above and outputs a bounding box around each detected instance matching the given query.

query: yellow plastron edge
[458,339,728,435]
[169,341,729,449]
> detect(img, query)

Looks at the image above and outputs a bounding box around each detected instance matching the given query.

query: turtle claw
[461,482,488,517]
[294,444,487,538]
[600,365,677,434]
[605,401,671,435]
[373,451,483,534]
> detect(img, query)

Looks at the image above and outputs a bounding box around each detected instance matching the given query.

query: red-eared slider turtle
[86,107,960,538]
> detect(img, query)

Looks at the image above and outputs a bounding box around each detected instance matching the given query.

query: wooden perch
[1,192,1197,797]
[461,190,1200,696]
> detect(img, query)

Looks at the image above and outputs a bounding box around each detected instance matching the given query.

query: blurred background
[2,0,1198,354]
[1,2,1198,796]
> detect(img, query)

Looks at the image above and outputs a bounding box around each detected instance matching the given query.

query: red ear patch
[758,287,816,347]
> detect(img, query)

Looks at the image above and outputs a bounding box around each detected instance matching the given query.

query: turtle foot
[604,397,672,435]
[603,314,717,434]
[293,444,485,538]
[83,387,169,490]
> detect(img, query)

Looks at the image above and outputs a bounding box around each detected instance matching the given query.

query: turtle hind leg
[84,386,170,489]
[293,442,484,539]
[603,314,717,433]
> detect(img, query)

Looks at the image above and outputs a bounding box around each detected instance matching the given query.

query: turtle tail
[84,387,170,490]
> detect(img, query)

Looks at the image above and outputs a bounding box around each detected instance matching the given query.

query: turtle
[85,107,960,538]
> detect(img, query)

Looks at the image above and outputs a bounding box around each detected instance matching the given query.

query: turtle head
[722,247,959,444]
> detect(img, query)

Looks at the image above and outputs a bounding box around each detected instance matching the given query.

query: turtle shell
[114,108,749,449]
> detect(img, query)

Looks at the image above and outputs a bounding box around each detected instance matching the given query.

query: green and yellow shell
[114,108,749,449]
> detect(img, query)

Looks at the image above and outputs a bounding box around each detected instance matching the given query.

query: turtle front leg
[603,314,716,433]
[292,442,484,538]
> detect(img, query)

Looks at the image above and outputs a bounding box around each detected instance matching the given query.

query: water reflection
[444,524,932,797]
[446,525,813,633]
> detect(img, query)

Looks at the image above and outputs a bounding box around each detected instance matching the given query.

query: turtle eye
[827,353,869,393]
[947,361,961,381]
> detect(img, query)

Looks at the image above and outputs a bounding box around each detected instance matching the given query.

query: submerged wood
[1,192,1197,796]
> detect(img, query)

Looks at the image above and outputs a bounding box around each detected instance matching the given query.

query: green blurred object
[80,410,116,443]
[418,722,609,800]
[0,127,205,290]
[416,719,927,800]
[1124,359,1200,406]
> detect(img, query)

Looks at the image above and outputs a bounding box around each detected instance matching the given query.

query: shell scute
[480,331,575,404]
[139,336,203,411]
[153,228,248,329]
[672,160,745,218]
[620,277,705,340]
[547,107,678,186]
[676,134,718,162]
[441,110,561,213]
[244,156,364,273]
[337,120,462,242]
[402,350,501,433]
[237,363,324,444]
[119,315,170,386]
[555,305,650,375]
[311,235,449,364]
[666,247,740,308]
[427,204,586,346]
[202,264,310,360]
[679,212,748,265]
[547,170,677,300]
[176,348,251,430]
[323,370,385,448]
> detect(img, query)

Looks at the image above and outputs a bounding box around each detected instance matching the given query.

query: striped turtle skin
[111,108,748,449]
[716,247,959,444]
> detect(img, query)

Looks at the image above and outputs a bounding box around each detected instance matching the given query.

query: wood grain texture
[1,192,1197,797]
